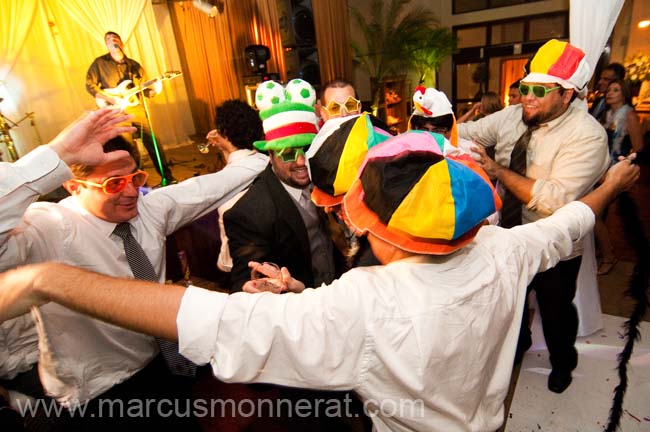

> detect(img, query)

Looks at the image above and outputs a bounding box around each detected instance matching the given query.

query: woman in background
[457,91,503,123]
[595,79,644,275]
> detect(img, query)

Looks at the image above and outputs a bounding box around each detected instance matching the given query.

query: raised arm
[48,107,135,166]
[0,109,131,270]
[579,155,639,215]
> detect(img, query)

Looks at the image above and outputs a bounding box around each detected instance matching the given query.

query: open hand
[471,144,500,178]
[242,262,305,294]
[48,107,136,166]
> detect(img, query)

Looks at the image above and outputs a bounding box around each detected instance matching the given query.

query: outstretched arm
[0,263,184,341]
[579,155,639,215]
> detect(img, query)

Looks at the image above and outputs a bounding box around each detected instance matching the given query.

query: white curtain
[0,0,38,80]
[569,0,624,337]
[56,0,146,45]
[0,0,194,160]
[570,0,625,86]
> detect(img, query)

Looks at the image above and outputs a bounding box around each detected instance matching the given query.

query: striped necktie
[500,126,538,229]
[113,222,196,377]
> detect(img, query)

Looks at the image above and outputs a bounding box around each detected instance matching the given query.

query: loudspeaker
[244,45,271,74]
[284,47,320,85]
[277,0,320,85]
[279,0,313,47]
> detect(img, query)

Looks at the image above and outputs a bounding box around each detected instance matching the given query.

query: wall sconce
[638,20,650,29]
[192,0,223,18]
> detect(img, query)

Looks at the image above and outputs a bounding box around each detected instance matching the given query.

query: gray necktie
[500,126,538,229]
[113,222,197,377]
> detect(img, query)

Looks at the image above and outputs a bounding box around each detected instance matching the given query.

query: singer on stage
[85,31,176,185]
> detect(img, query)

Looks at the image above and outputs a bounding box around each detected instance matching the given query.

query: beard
[522,110,541,127]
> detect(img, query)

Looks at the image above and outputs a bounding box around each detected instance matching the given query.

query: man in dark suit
[223,79,336,292]
[221,79,352,431]
[589,62,625,121]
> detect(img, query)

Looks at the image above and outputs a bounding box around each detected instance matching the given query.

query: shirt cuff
[12,146,71,195]
[177,286,229,365]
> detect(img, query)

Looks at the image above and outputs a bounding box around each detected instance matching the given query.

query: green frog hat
[253,79,319,152]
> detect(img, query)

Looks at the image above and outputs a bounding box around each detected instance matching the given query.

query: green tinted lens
[519,84,561,98]
[532,86,546,98]
[519,84,531,96]
[276,148,304,163]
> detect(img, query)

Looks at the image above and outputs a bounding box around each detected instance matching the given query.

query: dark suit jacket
[223,164,317,292]
[590,95,607,121]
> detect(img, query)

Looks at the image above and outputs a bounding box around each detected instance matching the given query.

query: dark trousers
[518,256,582,373]
[30,355,199,432]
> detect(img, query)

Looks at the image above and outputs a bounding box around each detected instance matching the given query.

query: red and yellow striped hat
[523,39,590,90]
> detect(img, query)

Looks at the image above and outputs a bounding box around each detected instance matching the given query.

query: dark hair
[104,31,122,41]
[605,63,626,80]
[480,92,503,115]
[320,78,356,100]
[70,135,140,179]
[410,113,454,131]
[509,79,522,90]
[557,86,579,103]
[214,99,264,150]
[607,79,633,106]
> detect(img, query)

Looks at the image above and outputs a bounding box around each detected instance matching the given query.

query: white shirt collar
[227,149,257,164]
[278,180,308,204]
[61,195,139,239]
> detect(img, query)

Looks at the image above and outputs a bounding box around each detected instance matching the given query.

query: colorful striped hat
[523,39,590,90]
[253,79,319,151]
[343,131,501,255]
[409,86,459,147]
[306,113,392,207]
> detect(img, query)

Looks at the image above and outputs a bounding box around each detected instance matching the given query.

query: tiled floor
[147,143,650,431]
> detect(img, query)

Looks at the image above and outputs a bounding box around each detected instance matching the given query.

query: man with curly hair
[206,100,269,274]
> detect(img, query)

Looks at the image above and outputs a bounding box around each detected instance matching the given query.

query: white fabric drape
[0,1,193,160]
[57,0,146,45]
[570,0,625,88]
[0,0,38,80]
[569,0,624,337]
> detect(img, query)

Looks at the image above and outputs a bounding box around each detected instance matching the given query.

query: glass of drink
[197,142,210,154]
[250,262,282,292]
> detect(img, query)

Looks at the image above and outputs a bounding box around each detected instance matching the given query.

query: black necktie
[500,126,538,229]
[113,222,197,377]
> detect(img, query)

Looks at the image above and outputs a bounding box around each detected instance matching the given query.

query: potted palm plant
[350,0,456,115]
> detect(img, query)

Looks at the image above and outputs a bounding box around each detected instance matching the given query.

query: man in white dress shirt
[0,107,267,427]
[0,130,639,431]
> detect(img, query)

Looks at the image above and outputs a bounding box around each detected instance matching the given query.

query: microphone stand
[118,45,168,186]
[0,109,20,161]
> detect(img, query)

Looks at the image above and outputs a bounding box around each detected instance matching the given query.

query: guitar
[96,71,182,109]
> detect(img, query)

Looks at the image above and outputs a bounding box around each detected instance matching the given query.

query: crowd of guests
[0,38,645,432]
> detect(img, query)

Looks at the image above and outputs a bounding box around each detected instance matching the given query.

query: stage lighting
[192,0,220,18]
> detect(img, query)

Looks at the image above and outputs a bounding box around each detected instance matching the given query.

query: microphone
[113,43,128,61]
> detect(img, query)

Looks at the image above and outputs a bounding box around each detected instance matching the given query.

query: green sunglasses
[273,146,308,163]
[519,84,562,98]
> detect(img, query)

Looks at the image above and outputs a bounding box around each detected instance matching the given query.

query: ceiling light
[193,0,218,18]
